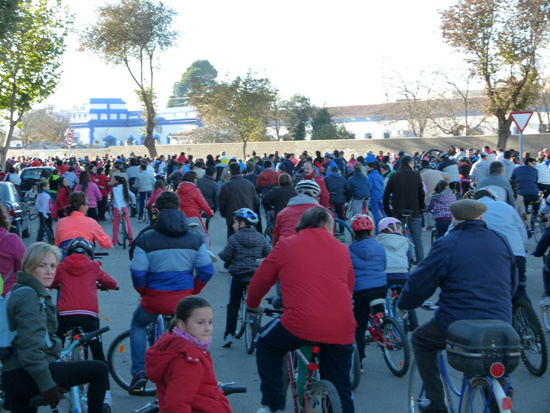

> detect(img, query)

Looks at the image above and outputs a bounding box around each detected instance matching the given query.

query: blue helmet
[234,208,259,224]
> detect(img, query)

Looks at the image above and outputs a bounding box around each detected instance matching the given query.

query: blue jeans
[130,304,157,375]
[407,217,424,262]
[256,319,354,412]
[138,191,151,219]
[370,199,385,235]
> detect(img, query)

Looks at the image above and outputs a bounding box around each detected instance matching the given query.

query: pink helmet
[378,217,402,234]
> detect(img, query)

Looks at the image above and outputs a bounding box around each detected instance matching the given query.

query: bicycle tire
[333,219,354,245]
[390,293,410,333]
[344,201,353,221]
[461,377,499,413]
[281,355,291,410]
[306,379,343,413]
[381,317,411,377]
[245,310,260,354]
[235,297,245,339]
[513,299,548,376]
[541,304,550,333]
[350,344,361,390]
[263,221,274,244]
[121,218,128,249]
[106,330,156,395]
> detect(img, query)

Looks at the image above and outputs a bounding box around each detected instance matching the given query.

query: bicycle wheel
[513,299,548,376]
[350,344,361,391]
[234,297,245,339]
[461,377,498,413]
[344,201,353,221]
[541,304,550,333]
[333,219,354,245]
[381,317,411,377]
[120,218,128,249]
[307,379,343,413]
[106,330,156,395]
[264,221,274,244]
[244,310,261,354]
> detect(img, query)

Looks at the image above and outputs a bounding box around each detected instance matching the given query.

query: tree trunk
[496,115,513,149]
[0,120,17,169]
[242,138,247,160]
[142,92,158,158]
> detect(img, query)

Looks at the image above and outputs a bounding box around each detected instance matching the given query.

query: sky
[44,0,469,112]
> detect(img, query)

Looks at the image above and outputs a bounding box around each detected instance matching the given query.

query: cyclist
[35,181,53,243]
[271,180,322,245]
[511,157,540,215]
[51,237,118,409]
[477,161,516,207]
[74,171,102,222]
[0,204,25,297]
[261,173,297,218]
[218,208,271,348]
[425,180,456,239]
[247,206,355,413]
[128,191,214,394]
[367,161,386,233]
[55,191,112,255]
[348,164,371,215]
[349,214,386,369]
[300,161,330,207]
[324,166,352,222]
[398,199,517,413]
[1,243,109,412]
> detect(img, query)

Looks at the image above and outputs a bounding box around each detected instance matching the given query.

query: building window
[120,114,127,120]
[100,114,107,120]
[110,114,117,120]
[89,114,98,120]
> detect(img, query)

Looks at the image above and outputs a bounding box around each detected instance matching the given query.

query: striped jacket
[130,209,214,315]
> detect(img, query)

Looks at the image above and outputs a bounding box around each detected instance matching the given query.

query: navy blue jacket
[511,165,539,196]
[324,172,352,204]
[349,238,387,291]
[348,172,371,199]
[367,169,384,200]
[398,220,517,332]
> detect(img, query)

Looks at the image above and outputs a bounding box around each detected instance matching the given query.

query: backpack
[153,160,161,174]
[0,285,52,360]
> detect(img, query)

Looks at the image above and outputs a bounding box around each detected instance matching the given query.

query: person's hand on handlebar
[246,305,263,315]
[41,385,67,406]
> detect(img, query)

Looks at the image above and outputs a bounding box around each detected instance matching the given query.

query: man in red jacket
[247,207,356,413]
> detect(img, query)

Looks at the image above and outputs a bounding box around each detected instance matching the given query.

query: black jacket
[217,176,259,225]
[262,185,298,216]
[197,175,219,211]
[383,164,425,218]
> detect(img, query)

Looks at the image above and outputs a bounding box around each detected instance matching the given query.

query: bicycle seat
[400,209,414,217]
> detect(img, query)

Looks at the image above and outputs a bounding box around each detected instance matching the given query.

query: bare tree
[21,106,70,145]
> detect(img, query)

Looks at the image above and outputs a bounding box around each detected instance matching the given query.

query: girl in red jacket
[146,296,231,413]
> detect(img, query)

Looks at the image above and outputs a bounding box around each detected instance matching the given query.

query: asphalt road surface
[19,212,550,413]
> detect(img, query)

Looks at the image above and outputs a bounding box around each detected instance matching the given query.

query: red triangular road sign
[510,111,533,133]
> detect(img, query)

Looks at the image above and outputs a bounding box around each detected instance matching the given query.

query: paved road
[21,213,550,412]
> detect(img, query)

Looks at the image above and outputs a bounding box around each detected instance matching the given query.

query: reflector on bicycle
[502,397,513,410]
[308,363,319,371]
[311,346,320,354]
[490,362,505,378]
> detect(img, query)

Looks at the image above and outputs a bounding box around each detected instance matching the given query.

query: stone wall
[7,134,550,161]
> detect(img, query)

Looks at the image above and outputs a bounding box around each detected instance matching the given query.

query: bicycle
[363,298,411,377]
[263,307,344,413]
[333,218,354,245]
[527,198,544,242]
[409,303,520,413]
[117,209,129,249]
[385,283,411,332]
[512,298,548,376]
[27,327,110,413]
[541,296,550,334]
[400,209,417,265]
[38,215,55,244]
[107,314,173,395]
[233,277,261,354]
[133,382,247,413]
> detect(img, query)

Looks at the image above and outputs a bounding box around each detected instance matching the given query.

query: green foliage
[310,108,355,140]
[281,94,314,141]
[190,71,278,158]
[167,60,218,107]
[0,0,22,39]
[440,0,550,146]
[80,0,179,157]
[0,0,70,165]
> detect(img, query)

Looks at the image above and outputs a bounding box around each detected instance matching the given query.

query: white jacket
[376,233,411,273]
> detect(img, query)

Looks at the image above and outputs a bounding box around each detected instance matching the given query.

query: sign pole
[519,132,524,166]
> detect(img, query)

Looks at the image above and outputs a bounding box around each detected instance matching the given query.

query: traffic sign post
[64,128,76,156]
[510,111,533,165]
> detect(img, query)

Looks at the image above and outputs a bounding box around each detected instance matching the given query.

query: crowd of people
[0,143,550,413]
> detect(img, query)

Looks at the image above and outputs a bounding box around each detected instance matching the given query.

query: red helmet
[351,214,374,231]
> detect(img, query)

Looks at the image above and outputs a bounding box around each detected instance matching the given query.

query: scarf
[172,326,211,350]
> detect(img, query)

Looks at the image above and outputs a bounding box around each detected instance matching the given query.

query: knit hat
[450,199,487,221]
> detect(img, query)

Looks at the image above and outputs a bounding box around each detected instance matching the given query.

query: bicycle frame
[284,346,322,413]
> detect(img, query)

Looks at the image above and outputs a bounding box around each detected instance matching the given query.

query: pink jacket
[0,227,25,297]
[74,183,102,207]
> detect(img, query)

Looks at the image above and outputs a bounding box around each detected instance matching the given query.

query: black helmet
[67,237,94,258]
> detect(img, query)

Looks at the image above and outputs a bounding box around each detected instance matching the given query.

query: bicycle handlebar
[218,382,247,396]
[421,301,439,311]
[78,326,110,344]
[264,308,283,316]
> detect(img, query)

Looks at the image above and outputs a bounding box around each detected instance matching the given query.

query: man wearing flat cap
[398,199,518,413]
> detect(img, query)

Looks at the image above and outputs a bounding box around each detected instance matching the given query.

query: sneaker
[137,217,142,223]
[102,391,112,412]
[223,334,233,348]
[540,296,550,307]
[360,362,364,373]
[257,408,286,413]
[128,371,147,395]
[418,400,448,413]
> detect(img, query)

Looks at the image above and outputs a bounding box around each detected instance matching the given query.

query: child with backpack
[51,237,118,409]
[218,208,271,348]
[426,180,456,239]
[145,296,231,412]
[376,217,418,331]
[348,214,387,367]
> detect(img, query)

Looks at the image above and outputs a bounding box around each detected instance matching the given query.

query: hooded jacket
[376,233,411,275]
[301,170,330,207]
[130,209,214,315]
[145,333,231,413]
[324,172,352,204]
[367,169,385,200]
[348,171,371,200]
[349,238,386,291]
[3,271,63,393]
[176,181,213,219]
[0,227,25,298]
[218,227,271,276]
[52,253,117,317]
